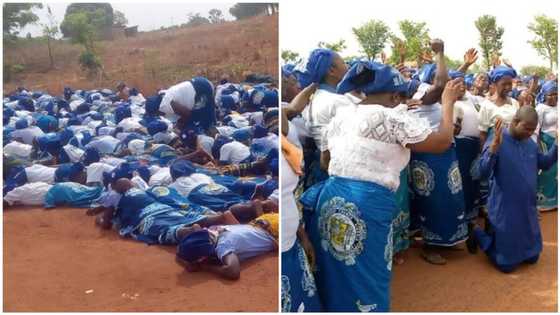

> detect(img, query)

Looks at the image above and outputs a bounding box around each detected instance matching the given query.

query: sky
[18,2,236,37]
[280,0,560,69]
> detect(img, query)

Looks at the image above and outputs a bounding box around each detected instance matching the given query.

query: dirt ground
[3,206,278,312]
[391,211,558,312]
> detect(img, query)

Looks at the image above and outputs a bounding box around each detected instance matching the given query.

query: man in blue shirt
[467,106,558,273]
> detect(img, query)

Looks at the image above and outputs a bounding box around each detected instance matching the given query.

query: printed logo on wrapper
[318,197,367,266]
[411,160,435,196]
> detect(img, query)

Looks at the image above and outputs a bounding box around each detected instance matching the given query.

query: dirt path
[391,211,557,312]
[3,206,278,312]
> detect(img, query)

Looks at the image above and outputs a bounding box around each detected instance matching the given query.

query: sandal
[421,250,447,265]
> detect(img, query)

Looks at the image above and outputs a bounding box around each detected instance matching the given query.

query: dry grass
[3,14,278,96]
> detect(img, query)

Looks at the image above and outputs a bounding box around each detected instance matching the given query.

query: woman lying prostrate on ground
[175,213,278,280]
[89,178,248,245]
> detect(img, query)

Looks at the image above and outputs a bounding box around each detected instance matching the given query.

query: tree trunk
[46,36,54,69]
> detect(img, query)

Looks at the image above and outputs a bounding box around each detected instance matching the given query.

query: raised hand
[463,48,478,65]
[406,98,422,111]
[441,78,464,106]
[490,119,504,153]
[421,51,433,63]
[430,38,444,54]
[502,58,512,68]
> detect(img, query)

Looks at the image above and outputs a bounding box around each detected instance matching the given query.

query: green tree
[61,3,113,38]
[113,10,128,27]
[318,39,347,53]
[475,15,504,70]
[445,56,464,71]
[352,20,390,59]
[42,5,59,68]
[281,50,301,64]
[186,13,210,27]
[208,9,225,24]
[520,65,551,78]
[229,3,270,20]
[388,20,431,66]
[527,15,558,70]
[3,3,43,38]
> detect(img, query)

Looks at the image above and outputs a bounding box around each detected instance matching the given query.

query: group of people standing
[280,40,557,312]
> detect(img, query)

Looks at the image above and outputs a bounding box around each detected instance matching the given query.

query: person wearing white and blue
[295,48,351,189]
[409,40,468,265]
[535,80,558,211]
[299,57,463,311]
[468,106,557,273]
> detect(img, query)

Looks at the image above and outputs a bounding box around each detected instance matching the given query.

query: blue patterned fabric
[44,182,103,208]
[410,145,468,246]
[300,176,395,312]
[455,137,481,221]
[188,183,246,212]
[536,132,558,210]
[116,188,206,245]
[281,241,322,312]
[392,168,410,254]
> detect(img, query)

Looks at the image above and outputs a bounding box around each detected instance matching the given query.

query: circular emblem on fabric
[201,183,227,195]
[297,244,317,297]
[252,90,265,105]
[410,160,435,196]
[318,197,367,266]
[193,96,208,110]
[152,186,170,196]
[447,161,463,194]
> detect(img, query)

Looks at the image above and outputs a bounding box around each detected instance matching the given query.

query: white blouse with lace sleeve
[325,104,432,191]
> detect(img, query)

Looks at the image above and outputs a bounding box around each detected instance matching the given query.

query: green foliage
[3,3,43,37]
[445,56,464,71]
[208,9,225,24]
[79,50,101,73]
[527,15,558,70]
[388,20,431,65]
[475,15,504,70]
[113,10,128,27]
[281,50,301,64]
[352,20,390,59]
[3,63,25,82]
[318,39,347,53]
[520,65,551,78]
[61,3,113,38]
[186,13,210,27]
[61,12,97,50]
[229,3,270,20]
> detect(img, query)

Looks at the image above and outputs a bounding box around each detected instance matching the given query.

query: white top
[3,141,32,159]
[117,117,143,132]
[86,136,121,154]
[324,104,432,191]
[536,103,558,136]
[149,167,173,186]
[281,151,300,252]
[160,81,196,121]
[302,89,355,151]
[478,98,520,132]
[63,144,85,162]
[454,96,480,138]
[197,134,215,154]
[10,126,44,145]
[25,164,56,184]
[169,173,214,196]
[4,182,53,206]
[465,91,485,111]
[86,162,116,184]
[219,141,251,164]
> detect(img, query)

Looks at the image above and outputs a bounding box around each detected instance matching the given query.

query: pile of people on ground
[3,76,280,280]
[281,40,558,312]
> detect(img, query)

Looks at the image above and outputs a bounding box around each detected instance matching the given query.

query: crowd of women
[280,39,557,312]
[3,76,280,280]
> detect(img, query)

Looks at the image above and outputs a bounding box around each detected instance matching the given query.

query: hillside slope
[3,14,278,95]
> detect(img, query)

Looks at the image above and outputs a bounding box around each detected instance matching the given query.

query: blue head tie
[177,229,215,262]
[294,48,335,88]
[337,61,408,95]
[15,118,29,130]
[418,63,437,84]
[536,80,558,104]
[489,66,517,83]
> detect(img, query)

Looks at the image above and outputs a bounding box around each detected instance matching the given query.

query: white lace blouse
[478,97,519,132]
[323,104,432,191]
